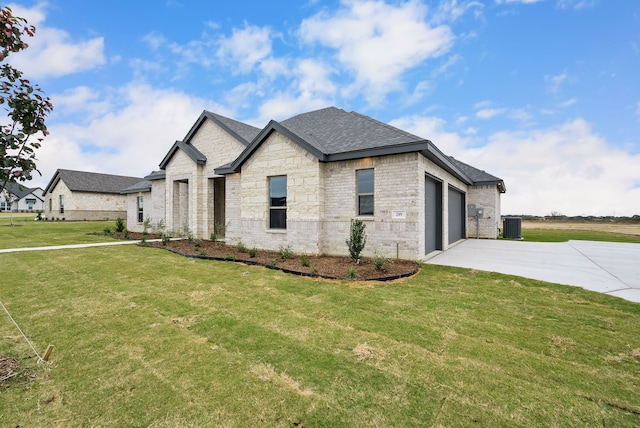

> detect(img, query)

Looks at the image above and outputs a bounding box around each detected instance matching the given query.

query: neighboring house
[0,181,45,212]
[130,107,506,260]
[43,169,143,221]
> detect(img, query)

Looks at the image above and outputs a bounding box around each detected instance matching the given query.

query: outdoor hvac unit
[503,217,522,239]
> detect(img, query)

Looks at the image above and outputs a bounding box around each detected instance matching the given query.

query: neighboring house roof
[158,111,261,170]
[1,181,43,200]
[43,169,144,195]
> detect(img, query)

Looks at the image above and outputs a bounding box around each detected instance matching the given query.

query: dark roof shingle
[44,169,144,195]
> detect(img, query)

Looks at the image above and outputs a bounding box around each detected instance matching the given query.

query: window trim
[268,175,287,230]
[356,168,374,216]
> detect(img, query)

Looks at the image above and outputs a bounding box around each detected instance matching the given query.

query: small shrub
[211,221,228,241]
[199,249,207,256]
[346,219,367,263]
[123,230,130,239]
[301,254,310,267]
[161,234,170,246]
[269,259,278,267]
[237,241,247,253]
[115,218,126,233]
[193,239,202,249]
[249,247,257,258]
[140,237,148,247]
[225,254,236,261]
[373,250,390,272]
[279,245,294,260]
[103,226,112,235]
[347,266,357,280]
[142,217,152,235]
[311,266,318,275]
[153,219,165,234]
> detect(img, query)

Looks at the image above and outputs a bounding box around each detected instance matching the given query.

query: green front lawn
[521,228,640,243]
[0,219,115,249]
[1,244,638,427]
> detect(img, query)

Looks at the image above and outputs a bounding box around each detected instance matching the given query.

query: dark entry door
[425,175,443,254]
[448,186,465,244]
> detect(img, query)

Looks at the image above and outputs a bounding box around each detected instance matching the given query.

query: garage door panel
[448,186,465,244]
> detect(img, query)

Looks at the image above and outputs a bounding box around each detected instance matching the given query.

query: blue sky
[6,0,640,216]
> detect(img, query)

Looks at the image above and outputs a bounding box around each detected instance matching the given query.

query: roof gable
[43,169,144,195]
[159,110,261,170]
[210,106,503,190]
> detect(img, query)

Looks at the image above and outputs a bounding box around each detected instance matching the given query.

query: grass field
[1,222,639,426]
[521,220,640,243]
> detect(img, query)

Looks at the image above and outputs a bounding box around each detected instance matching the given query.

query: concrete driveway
[426,239,640,303]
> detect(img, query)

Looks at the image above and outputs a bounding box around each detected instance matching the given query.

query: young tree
[0,7,53,197]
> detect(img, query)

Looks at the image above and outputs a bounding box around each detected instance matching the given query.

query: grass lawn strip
[1,244,639,426]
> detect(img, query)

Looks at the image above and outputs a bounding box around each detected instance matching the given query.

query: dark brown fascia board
[214,121,327,175]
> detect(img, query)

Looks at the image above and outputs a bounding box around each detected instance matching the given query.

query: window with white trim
[357,169,374,216]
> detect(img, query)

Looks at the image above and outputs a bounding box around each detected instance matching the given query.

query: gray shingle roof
[43,169,144,195]
[204,111,261,145]
[449,157,506,192]
[159,140,207,169]
[280,107,425,155]
[144,170,166,180]
[1,181,40,199]
[120,180,152,194]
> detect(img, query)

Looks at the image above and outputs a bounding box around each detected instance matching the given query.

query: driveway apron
[426,239,640,303]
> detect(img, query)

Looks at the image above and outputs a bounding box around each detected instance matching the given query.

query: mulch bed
[140,237,420,281]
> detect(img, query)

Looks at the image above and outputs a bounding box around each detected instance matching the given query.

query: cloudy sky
[5,0,640,216]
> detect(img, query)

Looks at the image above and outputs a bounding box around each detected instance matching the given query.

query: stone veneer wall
[44,180,128,221]
[225,132,323,254]
[321,153,422,260]
[466,185,502,239]
[163,119,247,240]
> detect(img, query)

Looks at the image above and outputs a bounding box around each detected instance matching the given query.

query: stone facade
[133,109,504,260]
[466,185,502,239]
[163,119,246,239]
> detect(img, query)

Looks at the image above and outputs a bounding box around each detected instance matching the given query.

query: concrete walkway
[426,239,640,303]
[0,239,163,253]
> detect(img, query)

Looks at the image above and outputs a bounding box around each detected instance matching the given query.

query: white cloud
[558,98,577,108]
[216,23,273,74]
[391,113,640,216]
[300,0,455,103]
[465,119,640,216]
[476,108,506,119]
[556,0,596,10]
[6,3,106,79]
[434,0,484,23]
[495,0,543,4]
[32,83,224,188]
[545,72,569,94]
